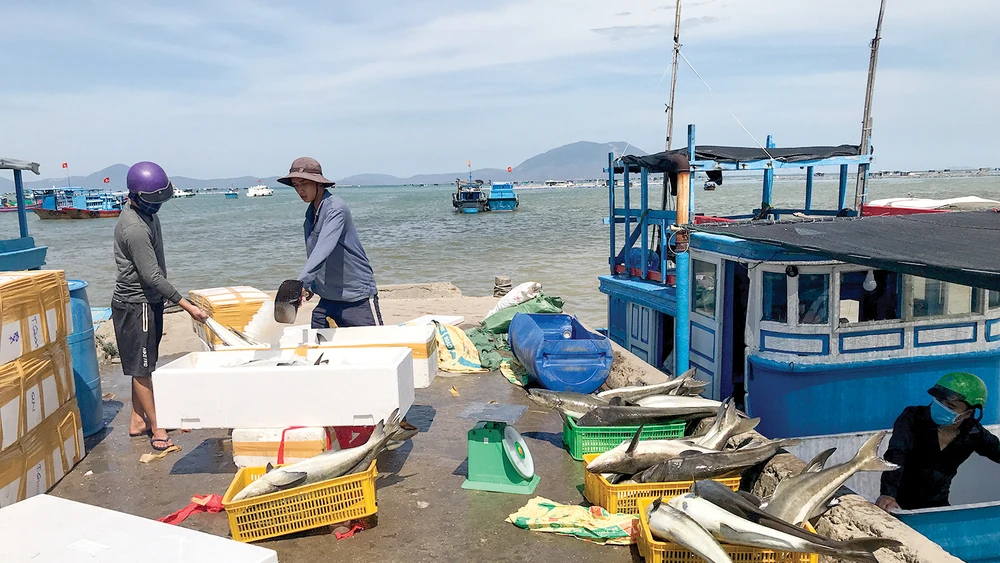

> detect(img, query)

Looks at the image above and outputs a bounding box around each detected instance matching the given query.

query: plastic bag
[486,282,542,318]
[481,293,564,334]
[432,321,487,373]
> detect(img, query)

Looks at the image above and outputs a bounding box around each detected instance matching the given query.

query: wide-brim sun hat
[127,161,174,203]
[278,157,335,188]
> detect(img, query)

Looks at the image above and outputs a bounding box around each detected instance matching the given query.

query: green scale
[458,403,540,495]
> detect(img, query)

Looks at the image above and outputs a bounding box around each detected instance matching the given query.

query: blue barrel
[509,313,612,394]
[67,280,104,437]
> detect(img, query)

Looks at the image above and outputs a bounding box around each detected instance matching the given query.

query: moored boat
[246,185,273,197]
[225,188,239,199]
[172,188,196,198]
[487,181,519,211]
[32,188,123,219]
[452,179,487,213]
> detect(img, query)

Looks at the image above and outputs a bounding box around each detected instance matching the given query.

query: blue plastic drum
[67,280,104,437]
[509,313,612,394]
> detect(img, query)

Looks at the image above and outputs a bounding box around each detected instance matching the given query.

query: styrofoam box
[231,426,335,468]
[152,347,414,429]
[401,314,465,327]
[0,494,277,562]
[292,325,438,388]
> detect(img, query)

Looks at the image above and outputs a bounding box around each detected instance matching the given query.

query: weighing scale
[458,403,539,494]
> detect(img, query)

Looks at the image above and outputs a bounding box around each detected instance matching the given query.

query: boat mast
[853,0,887,211]
[665,0,682,151]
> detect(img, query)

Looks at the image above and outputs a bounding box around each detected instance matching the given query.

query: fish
[634,394,723,410]
[635,438,800,483]
[525,389,608,419]
[669,378,711,396]
[669,493,900,563]
[690,479,901,559]
[765,431,897,525]
[695,400,760,450]
[585,425,714,475]
[231,408,403,502]
[645,497,733,563]
[595,368,699,401]
[576,403,718,427]
[235,357,313,367]
[344,427,419,476]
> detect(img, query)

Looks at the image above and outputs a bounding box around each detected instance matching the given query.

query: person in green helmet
[877,372,1000,512]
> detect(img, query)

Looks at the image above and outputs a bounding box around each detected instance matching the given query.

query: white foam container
[0,494,278,562]
[152,347,414,429]
[291,325,439,389]
[231,426,336,468]
[401,314,465,327]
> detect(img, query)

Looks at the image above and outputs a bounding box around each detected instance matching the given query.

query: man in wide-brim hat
[278,156,383,328]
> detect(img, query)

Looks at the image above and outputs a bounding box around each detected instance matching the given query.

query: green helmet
[928,372,987,409]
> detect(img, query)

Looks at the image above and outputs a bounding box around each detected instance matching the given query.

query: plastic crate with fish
[189,286,270,348]
[221,459,378,542]
[582,453,740,515]
[563,415,686,460]
[635,497,818,563]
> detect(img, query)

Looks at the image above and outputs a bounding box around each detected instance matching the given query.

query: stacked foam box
[0,271,85,508]
[231,427,336,468]
[189,286,270,348]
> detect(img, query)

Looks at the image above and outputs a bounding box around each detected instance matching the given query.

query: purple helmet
[126,161,173,203]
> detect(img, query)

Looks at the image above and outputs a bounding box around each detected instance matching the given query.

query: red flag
[103,177,110,184]
[61,162,68,169]
[466,160,471,167]
[507,166,513,173]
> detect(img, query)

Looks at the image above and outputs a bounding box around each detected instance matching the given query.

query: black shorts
[111,299,165,377]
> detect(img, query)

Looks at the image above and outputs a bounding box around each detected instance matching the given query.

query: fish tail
[839,537,903,556]
[856,431,897,471]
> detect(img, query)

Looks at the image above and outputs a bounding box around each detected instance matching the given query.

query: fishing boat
[224,188,239,199]
[487,181,519,212]
[597,3,998,559]
[0,193,39,212]
[32,188,123,219]
[0,158,47,270]
[703,181,717,191]
[452,179,488,213]
[246,184,273,197]
[172,188,196,198]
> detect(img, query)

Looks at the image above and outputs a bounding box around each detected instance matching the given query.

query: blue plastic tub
[67,280,104,437]
[508,313,612,394]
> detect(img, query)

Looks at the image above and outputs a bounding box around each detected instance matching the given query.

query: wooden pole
[676,171,690,226]
[853,0,887,211]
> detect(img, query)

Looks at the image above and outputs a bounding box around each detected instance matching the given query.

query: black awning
[614,145,861,174]
[691,210,1000,290]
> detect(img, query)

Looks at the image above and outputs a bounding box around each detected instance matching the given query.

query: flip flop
[129,430,150,438]
[150,437,174,451]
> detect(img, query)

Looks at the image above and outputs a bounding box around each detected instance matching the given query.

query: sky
[2,0,998,180]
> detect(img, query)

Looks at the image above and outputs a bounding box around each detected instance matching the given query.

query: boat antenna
[853,0,887,211]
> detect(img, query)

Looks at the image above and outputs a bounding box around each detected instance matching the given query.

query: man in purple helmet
[112,161,209,451]
[278,157,382,328]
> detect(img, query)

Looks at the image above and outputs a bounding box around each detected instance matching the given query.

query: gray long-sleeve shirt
[298,190,377,303]
[113,201,183,304]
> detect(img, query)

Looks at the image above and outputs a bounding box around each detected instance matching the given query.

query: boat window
[798,274,830,325]
[761,271,788,323]
[692,260,717,318]
[839,270,900,324]
[989,290,1000,310]
[910,277,974,318]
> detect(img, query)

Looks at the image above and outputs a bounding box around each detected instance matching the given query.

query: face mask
[930,399,961,427]
[129,194,162,215]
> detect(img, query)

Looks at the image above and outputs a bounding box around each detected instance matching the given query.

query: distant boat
[703,181,717,191]
[452,179,488,213]
[487,182,519,212]
[0,193,40,213]
[225,188,239,199]
[246,185,273,197]
[32,188,123,219]
[172,188,196,198]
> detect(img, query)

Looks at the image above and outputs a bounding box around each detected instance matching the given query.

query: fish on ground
[765,431,897,525]
[669,492,900,563]
[596,368,699,402]
[231,408,404,502]
[585,425,714,475]
[525,388,609,419]
[635,438,800,483]
[576,403,718,427]
[645,496,733,563]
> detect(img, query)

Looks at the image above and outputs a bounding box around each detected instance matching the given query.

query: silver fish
[231,409,402,502]
[646,496,733,563]
[596,368,698,401]
[635,438,800,483]
[765,431,897,525]
[670,493,900,563]
[576,402,718,427]
[634,394,723,410]
[695,400,760,450]
[526,389,609,419]
[586,425,714,475]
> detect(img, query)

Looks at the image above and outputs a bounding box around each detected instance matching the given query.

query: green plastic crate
[562,416,687,460]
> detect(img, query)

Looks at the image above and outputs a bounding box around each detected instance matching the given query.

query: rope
[678,50,775,161]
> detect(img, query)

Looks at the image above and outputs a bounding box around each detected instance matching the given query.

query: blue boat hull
[509,313,612,394]
[747,351,1000,438]
[898,502,1000,563]
[488,198,518,211]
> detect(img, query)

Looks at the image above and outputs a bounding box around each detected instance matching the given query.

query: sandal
[150,437,174,451]
[129,429,150,438]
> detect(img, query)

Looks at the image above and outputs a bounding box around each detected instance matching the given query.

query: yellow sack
[506,496,638,545]
[432,321,486,374]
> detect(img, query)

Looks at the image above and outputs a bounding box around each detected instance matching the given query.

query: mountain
[0,141,647,191]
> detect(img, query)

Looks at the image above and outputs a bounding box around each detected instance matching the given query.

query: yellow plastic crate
[636,497,818,563]
[221,460,378,542]
[582,453,741,515]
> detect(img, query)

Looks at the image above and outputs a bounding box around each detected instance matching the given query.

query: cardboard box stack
[189,286,270,348]
[0,271,85,508]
